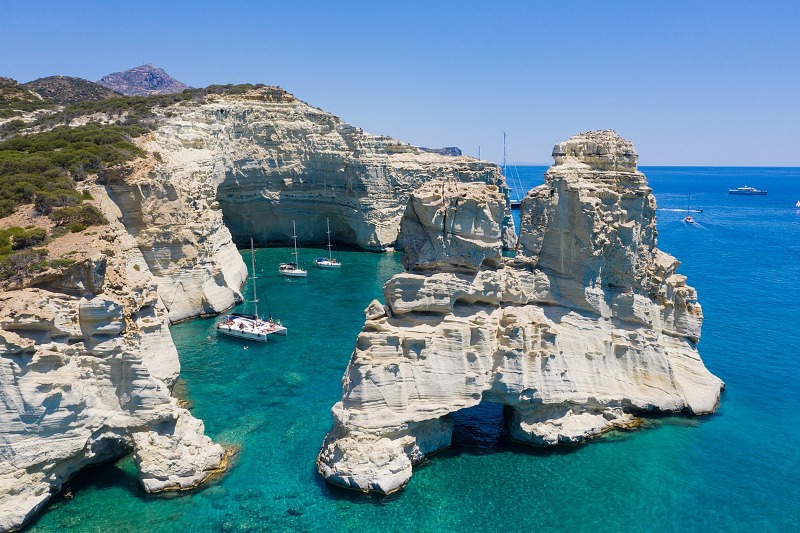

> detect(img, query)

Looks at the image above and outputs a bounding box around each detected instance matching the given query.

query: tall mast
[292,220,299,263]
[250,238,259,319]
[502,132,507,179]
[327,218,333,262]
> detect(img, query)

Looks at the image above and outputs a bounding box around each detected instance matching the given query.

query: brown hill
[24,76,120,105]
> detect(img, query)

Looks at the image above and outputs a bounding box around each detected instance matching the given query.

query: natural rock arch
[317,131,723,495]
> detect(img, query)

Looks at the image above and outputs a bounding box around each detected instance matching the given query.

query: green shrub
[49,258,75,269]
[0,198,14,218]
[67,222,86,233]
[49,204,107,227]
[0,226,48,252]
[34,190,82,214]
[50,226,68,238]
[0,119,27,137]
[8,227,47,249]
[0,248,48,279]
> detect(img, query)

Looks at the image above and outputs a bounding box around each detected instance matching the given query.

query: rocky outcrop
[96,64,190,96]
[418,146,462,157]
[0,186,225,532]
[114,86,513,322]
[317,130,723,495]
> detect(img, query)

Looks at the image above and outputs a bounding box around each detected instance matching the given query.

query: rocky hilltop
[115,86,513,322]
[24,76,119,105]
[317,130,723,495]
[97,64,190,96]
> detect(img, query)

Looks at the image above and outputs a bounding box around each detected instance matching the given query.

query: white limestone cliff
[0,86,515,530]
[111,87,513,322]
[0,186,225,532]
[317,131,724,495]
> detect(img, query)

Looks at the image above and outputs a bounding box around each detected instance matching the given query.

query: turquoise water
[27,168,800,531]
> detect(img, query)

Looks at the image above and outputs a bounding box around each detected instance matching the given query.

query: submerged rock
[317,130,723,494]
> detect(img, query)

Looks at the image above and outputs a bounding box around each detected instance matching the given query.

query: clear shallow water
[28,168,800,532]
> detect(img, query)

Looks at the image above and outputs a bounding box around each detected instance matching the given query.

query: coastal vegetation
[0,77,55,118]
[0,79,266,282]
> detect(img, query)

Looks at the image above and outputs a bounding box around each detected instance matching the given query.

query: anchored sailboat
[313,218,342,269]
[279,221,308,277]
[217,238,287,341]
[503,132,525,208]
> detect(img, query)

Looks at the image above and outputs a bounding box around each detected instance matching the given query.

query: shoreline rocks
[317,130,724,494]
[0,186,228,532]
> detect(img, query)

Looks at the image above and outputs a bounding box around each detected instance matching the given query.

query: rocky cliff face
[317,130,723,495]
[0,84,517,529]
[116,87,513,322]
[0,187,226,532]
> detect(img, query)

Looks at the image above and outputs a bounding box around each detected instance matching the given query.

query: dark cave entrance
[448,401,509,454]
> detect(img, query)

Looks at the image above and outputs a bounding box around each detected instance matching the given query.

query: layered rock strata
[113,87,513,322]
[0,186,225,532]
[317,131,723,495]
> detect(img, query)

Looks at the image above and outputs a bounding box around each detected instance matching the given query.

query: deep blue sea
[27,167,800,532]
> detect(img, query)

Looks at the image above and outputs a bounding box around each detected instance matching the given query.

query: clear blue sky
[3,0,799,166]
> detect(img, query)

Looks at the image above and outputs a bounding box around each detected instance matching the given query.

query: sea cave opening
[448,401,509,455]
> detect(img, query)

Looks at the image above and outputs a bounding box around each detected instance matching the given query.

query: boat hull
[313,260,341,269]
[217,326,271,342]
[729,190,767,195]
[216,315,287,341]
[280,270,308,277]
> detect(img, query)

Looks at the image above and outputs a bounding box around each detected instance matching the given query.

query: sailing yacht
[217,239,287,341]
[684,193,696,224]
[313,218,342,269]
[503,132,525,208]
[279,221,308,277]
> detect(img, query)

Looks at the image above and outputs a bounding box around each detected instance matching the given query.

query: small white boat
[279,221,307,277]
[217,239,287,342]
[684,193,697,224]
[795,200,800,208]
[313,218,342,269]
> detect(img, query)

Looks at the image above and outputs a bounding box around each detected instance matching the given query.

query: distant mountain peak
[418,146,463,157]
[96,64,190,96]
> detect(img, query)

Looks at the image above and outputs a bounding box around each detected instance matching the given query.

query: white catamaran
[279,221,308,277]
[313,218,341,269]
[217,238,287,341]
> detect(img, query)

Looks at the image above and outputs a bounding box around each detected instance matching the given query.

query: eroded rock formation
[0,187,225,532]
[111,87,513,322]
[317,130,723,495]
[0,85,516,530]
